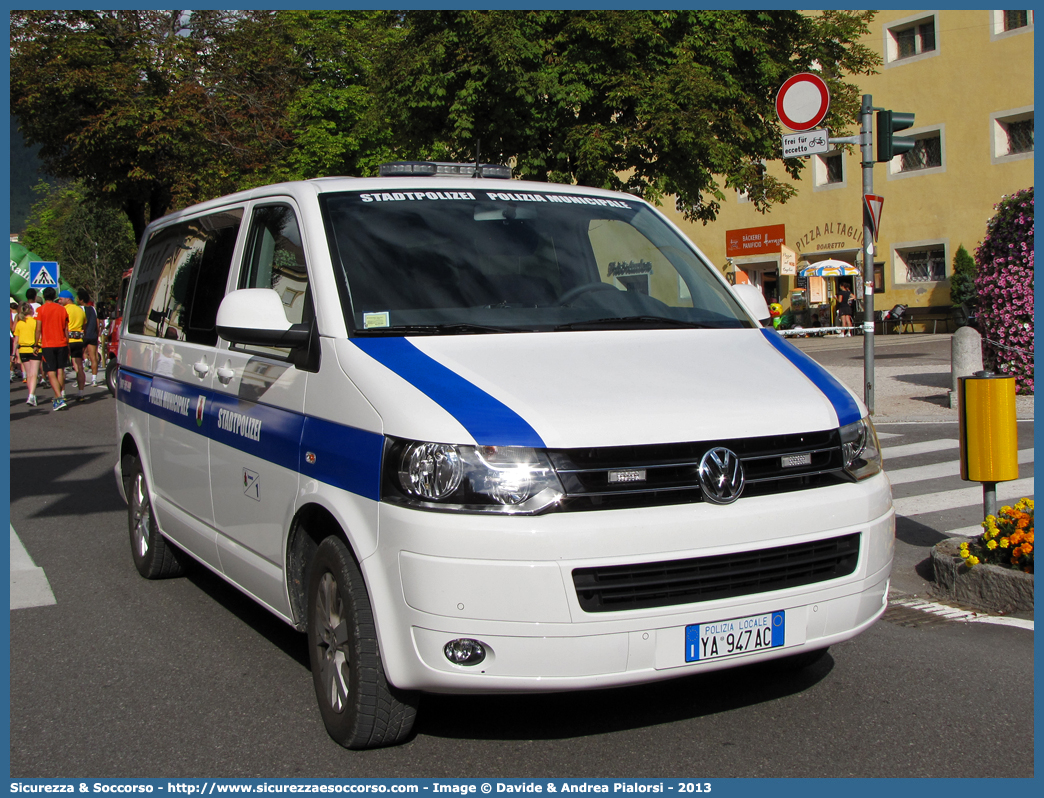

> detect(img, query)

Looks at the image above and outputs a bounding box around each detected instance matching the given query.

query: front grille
[572,533,861,613]
[549,429,847,512]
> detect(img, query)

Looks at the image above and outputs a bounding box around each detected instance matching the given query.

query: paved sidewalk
[791,332,1034,423]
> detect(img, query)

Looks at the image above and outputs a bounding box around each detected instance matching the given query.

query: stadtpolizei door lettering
[725,224,786,258]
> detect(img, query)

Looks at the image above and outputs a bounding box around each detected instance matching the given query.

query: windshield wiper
[552,316,719,331]
[356,322,516,336]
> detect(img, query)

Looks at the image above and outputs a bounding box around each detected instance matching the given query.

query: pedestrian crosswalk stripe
[888,595,1033,630]
[882,439,959,459]
[887,448,1034,485]
[892,477,1035,517]
[9,524,56,610]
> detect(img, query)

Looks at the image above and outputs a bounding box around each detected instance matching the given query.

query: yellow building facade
[668,9,1034,331]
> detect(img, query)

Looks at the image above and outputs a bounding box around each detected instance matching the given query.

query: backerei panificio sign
[725,224,786,258]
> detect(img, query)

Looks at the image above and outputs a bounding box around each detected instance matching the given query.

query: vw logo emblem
[698,447,745,505]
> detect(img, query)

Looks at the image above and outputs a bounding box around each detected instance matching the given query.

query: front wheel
[307,536,418,749]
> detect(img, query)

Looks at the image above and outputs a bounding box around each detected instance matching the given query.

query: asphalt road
[8,375,1034,778]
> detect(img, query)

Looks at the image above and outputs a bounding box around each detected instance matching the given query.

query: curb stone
[930,537,1034,615]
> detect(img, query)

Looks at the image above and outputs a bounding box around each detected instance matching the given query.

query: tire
[105,359,118,397]
[125,456,184,579]
[307,536,418,749]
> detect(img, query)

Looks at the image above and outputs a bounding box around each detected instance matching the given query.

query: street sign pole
[860,94,876,414]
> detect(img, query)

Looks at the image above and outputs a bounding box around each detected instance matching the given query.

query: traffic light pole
[860,94,876,414]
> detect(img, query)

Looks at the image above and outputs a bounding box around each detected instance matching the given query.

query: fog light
[444,638,486,666]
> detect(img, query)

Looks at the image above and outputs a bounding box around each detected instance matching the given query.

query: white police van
[114,162,894,749]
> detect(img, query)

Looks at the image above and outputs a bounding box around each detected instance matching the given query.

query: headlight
[384,438,565,514]
[840,416,883,481]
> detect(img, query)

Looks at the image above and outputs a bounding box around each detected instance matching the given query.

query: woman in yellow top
[13,302,40,406]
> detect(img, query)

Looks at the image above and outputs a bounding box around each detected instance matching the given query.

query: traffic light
[876,110,916,162]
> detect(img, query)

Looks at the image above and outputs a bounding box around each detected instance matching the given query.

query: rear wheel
[125,456,184,579]
[307,536,418,749]
[105,359,119,397]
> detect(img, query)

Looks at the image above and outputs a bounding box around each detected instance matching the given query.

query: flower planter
[931,537,1034,614]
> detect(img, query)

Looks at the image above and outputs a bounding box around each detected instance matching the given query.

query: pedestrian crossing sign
[29,261,60,289]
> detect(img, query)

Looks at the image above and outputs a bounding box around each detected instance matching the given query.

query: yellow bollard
[958,371,1018,518]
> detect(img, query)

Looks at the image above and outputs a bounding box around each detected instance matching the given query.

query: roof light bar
[378,161,512,179]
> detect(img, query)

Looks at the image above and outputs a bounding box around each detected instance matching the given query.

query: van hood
[337,328,864,449]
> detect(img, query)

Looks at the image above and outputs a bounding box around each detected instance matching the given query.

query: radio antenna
[474,139,481,178]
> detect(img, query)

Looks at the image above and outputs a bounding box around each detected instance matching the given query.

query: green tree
[949,244,977,308]
[381,10,880,222]
[12,10,881,238]
[10,10,303,242]
[277,11,404,179]
[21,182,138,303]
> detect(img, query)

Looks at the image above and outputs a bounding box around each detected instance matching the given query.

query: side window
[127,209,243,344]
[236,204,313,356]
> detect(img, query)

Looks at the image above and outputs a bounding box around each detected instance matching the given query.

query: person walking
[59,289,87,402]
[837,282,854,337]
[34,286,69,411]
[10,298,20,381]
[13,303,40,406]
[78,288,101,388]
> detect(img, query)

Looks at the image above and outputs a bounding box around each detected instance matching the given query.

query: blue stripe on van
[759,328,863,427]
[350,337,546,448]
[118,367,384,501]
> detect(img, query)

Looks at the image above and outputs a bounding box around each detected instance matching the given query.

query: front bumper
[362,474,895,693]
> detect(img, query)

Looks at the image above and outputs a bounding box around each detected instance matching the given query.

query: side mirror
[216,288,311,348]
[731,282,772,325]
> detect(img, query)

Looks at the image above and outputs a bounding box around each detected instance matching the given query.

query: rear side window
[127,209,243,344]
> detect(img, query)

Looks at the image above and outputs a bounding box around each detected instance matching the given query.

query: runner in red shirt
[33,286,70,411]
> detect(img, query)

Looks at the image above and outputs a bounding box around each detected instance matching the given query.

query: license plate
[685,610,785,662]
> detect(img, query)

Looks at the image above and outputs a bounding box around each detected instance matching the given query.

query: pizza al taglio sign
[792,220,865,254]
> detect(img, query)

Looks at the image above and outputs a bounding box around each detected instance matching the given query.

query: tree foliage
[11,10,880,240]
[21,182,138,303]
[277,11,404,179]
[10,10,302,242]
[949,244,977,309]
[381,10,879,222]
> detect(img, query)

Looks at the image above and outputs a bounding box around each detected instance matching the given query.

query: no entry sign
[776,73,830,132]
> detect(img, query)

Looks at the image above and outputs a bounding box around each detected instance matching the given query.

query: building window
[899,247,946,283]
[1006,117,1034,153]
[900,134,943,172]
[991,10,1034,38]
[885,13,940,65]
[813,151,845,189]
[896,22,936,59]
[991,108,1034,162]
[822,152,844,183]
[1004,10,1030,29]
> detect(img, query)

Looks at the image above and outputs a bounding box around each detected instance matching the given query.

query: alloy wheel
[315,572,351,713]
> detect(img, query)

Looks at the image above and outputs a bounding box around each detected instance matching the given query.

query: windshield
[321,188,752,334]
